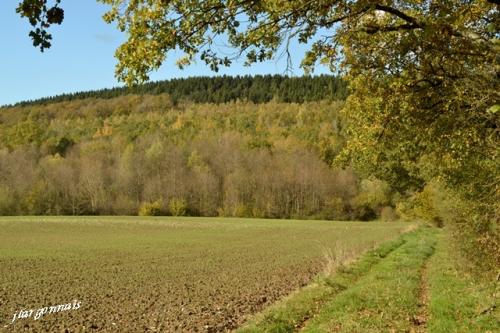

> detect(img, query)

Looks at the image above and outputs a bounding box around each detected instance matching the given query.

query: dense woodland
[0,76,393,220]
[7,75,348,107]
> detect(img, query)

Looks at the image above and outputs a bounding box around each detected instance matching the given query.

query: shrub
[353,204,377,221]
[233,203,250,218]
[409,182,448,227]
[351,178,391,220]
[169,198,187,216]
[138,200,163,216]
[380,206,398,222]
[217,206,229,217]
[442,195,499,275]
[323,197,349,220]
[395,200,414,220]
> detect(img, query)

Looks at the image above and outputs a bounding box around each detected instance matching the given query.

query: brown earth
[0,217,408,332]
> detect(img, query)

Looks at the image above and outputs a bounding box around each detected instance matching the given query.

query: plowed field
[0,217,409,332]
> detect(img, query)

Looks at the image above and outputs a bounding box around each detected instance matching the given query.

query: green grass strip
[427,233,499,333]
[236,231,409,333]
[301,228,437,333]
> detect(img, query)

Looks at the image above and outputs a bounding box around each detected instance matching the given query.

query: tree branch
[374,4,422,27]
[363,23,421,34]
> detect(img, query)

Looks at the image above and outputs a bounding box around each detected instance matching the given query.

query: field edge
[235,225,423,333]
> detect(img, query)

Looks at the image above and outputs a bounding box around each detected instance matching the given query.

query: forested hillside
[7,75,348,107]
[0,77,393,219]
[1,74,495,274]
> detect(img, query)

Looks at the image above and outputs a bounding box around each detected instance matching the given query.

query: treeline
[0,136,393,219]
[0,96,396,220]
[5,75,348,108]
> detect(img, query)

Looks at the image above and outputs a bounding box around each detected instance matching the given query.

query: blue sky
[0,2,330,106]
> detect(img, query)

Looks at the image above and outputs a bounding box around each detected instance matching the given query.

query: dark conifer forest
[7,75,348,107]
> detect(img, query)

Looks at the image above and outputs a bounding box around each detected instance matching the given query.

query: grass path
[413,261,430,332]
[237,227,499,333]
[300,228,436,333]
[236,232,411,332]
